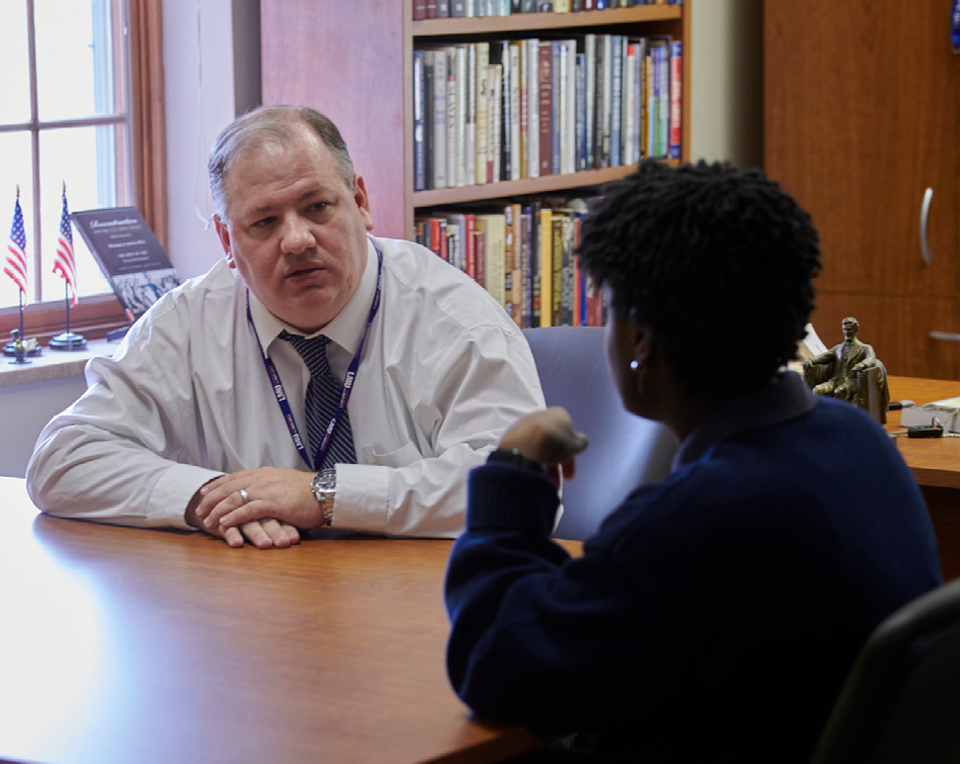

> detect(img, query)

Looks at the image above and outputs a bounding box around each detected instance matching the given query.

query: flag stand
[50,278,86,351]
[3,290,36,364]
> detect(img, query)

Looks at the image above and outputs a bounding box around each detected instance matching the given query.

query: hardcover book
[72,207,180,320]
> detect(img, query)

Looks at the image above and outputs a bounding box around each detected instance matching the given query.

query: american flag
[4,193,27,295]
[52,185,77,306]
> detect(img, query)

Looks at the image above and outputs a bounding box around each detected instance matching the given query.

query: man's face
[214,124,374,334]
[842,320,858,341]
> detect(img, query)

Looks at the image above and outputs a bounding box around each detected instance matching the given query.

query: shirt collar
[671,371,817,472]
[247,237,378,356]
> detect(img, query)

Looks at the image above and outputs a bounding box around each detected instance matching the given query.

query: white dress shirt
[26,236,545,538]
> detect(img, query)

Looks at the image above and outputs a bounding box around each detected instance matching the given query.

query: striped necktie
[281,331,357,469]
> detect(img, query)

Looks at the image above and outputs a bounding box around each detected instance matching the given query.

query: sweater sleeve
[444,464,639,732]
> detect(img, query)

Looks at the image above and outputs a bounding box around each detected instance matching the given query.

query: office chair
[810,576,960,764]
[522,326,677,541]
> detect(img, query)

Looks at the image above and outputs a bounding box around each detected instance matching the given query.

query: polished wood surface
[765,1,960,378]
[887,377,960,581]
[0,477,547,764]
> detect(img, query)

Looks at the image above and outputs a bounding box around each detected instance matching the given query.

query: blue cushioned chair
[523,326,678,541]
[810,576,960,764]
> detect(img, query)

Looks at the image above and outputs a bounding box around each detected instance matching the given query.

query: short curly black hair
[578,160,821,397]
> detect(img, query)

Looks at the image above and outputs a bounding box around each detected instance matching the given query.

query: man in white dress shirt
[26,105,545,549]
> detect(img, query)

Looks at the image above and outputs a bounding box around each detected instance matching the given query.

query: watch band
[310,468,336,526]
[486,447,546,474]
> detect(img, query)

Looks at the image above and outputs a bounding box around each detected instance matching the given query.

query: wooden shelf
[413,7,682,37]
[413,161,677,207]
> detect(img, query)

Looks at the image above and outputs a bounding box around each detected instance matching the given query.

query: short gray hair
[208,105,356,219]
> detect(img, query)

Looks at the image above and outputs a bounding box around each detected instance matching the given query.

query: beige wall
[689,0,764,169]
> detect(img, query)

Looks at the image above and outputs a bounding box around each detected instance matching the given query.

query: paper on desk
[900,397,960,433]
[797,323,829,359]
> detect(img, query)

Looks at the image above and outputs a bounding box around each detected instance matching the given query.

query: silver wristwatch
[310,468,336,527]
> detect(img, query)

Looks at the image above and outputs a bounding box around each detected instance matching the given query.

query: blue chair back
[523,326,677,541]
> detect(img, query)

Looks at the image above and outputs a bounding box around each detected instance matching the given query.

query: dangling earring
[630,360,645,394]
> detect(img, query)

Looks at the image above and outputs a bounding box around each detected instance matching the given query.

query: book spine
[426,0,438,18]
[550,41,561,175]
[646,45,655,157]
[669,40,682,159]
[551,215,562,326]
[520,208,531,327]
[584,34,595,170]
[414,0,427,20]
[510,42,522,181]
[500,41,511,180]
[600,34,611,168]
[565,39,576,174]
[433,48,448,188]
[413,50,426,191]
[623,43,635,166]
[558,42,570,174]
[438,0,450,15]
[456,45,468,186]
[539,207,552,327]
[519,40,530,179]
[538,41,552,177]
[482,214,506,307]
[527,38,540,179]
[560,215,575,326]
[530,201,541,327]
[609,35,622,167]
[424,51,435,189]
[451,0,466,16]
[510,202,524,326]
[489,64,502,183]
[474,230,486,287]
[659,42,669,157]
[576,53,586,171]
[466,43,477,185]
[465,214,476,279]
[446,48,458,186]
[474,42,489,185]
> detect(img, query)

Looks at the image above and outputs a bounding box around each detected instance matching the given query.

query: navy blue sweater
[445,387,941,762]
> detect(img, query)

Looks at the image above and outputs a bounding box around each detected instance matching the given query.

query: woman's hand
[499,407,589,483]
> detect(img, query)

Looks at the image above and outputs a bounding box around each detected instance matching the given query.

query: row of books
[413,0,682,20]
[415,198,607,328]
[412,35,681,192]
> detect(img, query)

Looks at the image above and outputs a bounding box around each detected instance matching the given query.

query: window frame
[0,0,166,344]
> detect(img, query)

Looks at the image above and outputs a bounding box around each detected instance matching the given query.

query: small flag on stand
[3,187,36,364]
[52,183,77,306]
[49,182,86,351]
[4,189,27,295]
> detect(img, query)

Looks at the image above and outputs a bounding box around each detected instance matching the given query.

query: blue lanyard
[247,241,384,471]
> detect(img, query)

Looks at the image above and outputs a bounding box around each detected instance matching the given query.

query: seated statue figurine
[802,317,890,424]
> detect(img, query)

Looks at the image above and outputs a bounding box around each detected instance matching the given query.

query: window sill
[0,338,117,389]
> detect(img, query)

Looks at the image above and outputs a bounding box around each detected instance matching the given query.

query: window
[0,0,165,339]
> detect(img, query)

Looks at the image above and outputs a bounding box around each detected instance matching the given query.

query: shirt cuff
[148,462,225,530]
[331,463,390,534]
[466,464,560,536]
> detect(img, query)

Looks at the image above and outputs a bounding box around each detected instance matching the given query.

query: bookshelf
[261,1,691,242]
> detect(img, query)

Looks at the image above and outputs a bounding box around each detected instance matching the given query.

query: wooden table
[887,376,960,581]
[0,477,546,764]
